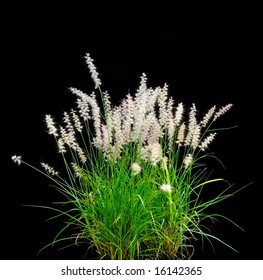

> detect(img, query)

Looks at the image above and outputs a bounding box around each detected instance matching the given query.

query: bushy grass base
[39,144,243,260]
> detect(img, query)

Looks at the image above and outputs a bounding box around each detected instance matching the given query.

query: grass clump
[12,53,245,259]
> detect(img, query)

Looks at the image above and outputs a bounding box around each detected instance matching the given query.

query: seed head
[11,155,22,165]
[131,163,141,175]
[199,132,217,151]
[213,104,233,121]
[183,154,193,169]
[85,53,101,89]
[45,115,58,137]
[40,162,59,176]
[160,184,172,193]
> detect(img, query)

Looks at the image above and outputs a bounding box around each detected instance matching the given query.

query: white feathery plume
[139,144,150,162]
[168,101,185,148]
[161,156,168,170]
[121,94,134,144]
[45,115,58,137]
[112,107,124,154]
[71,109,83,133]
[199,132,217,151]
[191,124,201,149]
[76,146,87,163]
[140,113,161,145]
[183,154,193,169]
[102,91,112,120]
[200,105,216,127]
[166,96,175,143]
[137,73,147,96]
[60,126,78,149]
[132,73,150,141]
[63,112,75,134]
[65,131,77,150]
[145,87,159,114]
[57,138,67,153]
[71,162,82,177]
[167,96,174,114]
[147,142,163,166]
[87,93,102,148]
[11,155,22,165]
[131,163,141,175]
[213,104,233,121]
[146,115,161,145]
[160,184,172,193]
[76,98,90,121]
[69,87,87,99]
[174,102,184,126]
[40,162,59,176]
[184,103,197,146]
[176,123,186,146]
[157,84,168,128]
[133,95,147,142]
[140,112,156,144]
[70,87,91,121]
[105,110,113,148]
[168,113,175,145]
[101,124,111,155]
[84,53,101,89]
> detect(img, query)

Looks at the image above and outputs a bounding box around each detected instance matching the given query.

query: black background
[1,8,260,260]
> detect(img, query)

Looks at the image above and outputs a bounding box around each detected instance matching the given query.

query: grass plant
[12,53,246,259]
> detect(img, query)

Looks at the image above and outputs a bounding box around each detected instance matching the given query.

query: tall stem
[162,157,173,225]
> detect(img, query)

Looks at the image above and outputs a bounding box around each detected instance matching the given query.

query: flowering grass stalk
[12,54,246,259]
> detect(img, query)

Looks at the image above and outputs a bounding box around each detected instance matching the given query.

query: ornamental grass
[12,53,245,260]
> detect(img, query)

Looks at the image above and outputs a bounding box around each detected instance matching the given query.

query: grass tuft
[12,54,250,259]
